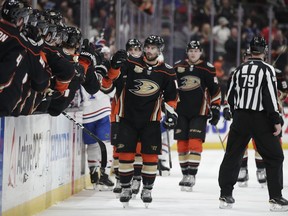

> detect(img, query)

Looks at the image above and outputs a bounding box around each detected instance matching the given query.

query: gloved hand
[163,103,178,129]
[209,105,220,126]
[80,39,102,67]
[223,107,232,121]
[74,63,86,83]
[111,49,127,69]
[95,59,110,79]
[163,112,178,129]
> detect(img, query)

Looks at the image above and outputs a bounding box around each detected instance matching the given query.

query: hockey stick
[163,102,173,169]
[214,125,226,152]
[62,111,107,168]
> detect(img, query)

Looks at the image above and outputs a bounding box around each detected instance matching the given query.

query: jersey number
[241,74,255,87]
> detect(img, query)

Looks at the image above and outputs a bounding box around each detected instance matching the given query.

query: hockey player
[20,9,75,115]
[81,41,115,190]
[174,41,221,191]
[107,35,178,207]
[47,26,101,116]
[0,0,50,116]
[218,36,288,211]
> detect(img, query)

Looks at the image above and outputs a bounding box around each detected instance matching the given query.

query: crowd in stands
[1,0,288,105]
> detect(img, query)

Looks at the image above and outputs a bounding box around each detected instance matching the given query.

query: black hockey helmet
[144,35,164,52]
[44,9,64,26]
[1,0,31,25]
[186,40,202,52]
[249,36,267,54]
[62,26,82,48]
[126,38,142,51]
[27,9,41,26]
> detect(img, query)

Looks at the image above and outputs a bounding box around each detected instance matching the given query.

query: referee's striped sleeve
[262,62,279,114]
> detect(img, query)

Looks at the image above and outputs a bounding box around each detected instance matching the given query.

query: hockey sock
[188,138,203,175]
[177,140,189,175]
[141,154,158,189]
[119,153,135,188]
[134,153,143,177]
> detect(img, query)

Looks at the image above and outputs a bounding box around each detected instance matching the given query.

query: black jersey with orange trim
[0,20,50,116]
[114,55,178,122]
[174,59,221,118]
[47,49,100,116]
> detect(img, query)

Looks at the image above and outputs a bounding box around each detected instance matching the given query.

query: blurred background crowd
[1,0,288,105]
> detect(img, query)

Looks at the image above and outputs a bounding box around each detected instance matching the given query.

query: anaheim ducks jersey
[114,55,178,122]
[174,59,221,117]
[0,20,50,116]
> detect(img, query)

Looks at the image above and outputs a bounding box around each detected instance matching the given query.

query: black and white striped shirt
[227,58,279,115]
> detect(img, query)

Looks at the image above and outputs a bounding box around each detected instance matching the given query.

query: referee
[218,36,288,211]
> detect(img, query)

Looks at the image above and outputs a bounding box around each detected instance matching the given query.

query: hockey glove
[74,63,86,83]
[111,49,128,69]
[163,103,178,129]
[80,39,102,67]
[209,105,220,126]
[96,59,110,78]
[223,107,232,121]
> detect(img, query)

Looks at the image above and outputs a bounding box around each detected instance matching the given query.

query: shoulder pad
[206,62,214,68]
[165,63,173,69]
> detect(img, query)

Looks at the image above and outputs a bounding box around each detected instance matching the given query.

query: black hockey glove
[163,103,178,129]
[111,49,128,69]
[95,59,110,79]
[223,107,232,121]
[74,63,86,83]
[209,105,220,126]
[80,39,102,67]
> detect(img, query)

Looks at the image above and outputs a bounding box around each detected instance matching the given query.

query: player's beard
[144,51,158,62]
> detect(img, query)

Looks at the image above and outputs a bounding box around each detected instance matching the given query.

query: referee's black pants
[218,110,284,199]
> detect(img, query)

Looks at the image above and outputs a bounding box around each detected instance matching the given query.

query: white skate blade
[180,186,186,191]
[122,202,129,208]
[144,203,149,208]
[132,193,137,199]
[270,203,288,212]
[115,193,121,198]
[238,181,248,187]
[260,183,267,188]
[219,200,233,209]
[186,186,193,192]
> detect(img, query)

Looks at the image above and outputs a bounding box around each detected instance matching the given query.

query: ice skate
[237,167,249,187]
[256,168,267,187]
[219,196,235,209]
[89,166,99,189]
[113,179,122,198]
[120,188,132,208]
[269,197,288,212]
[184,175,196,192]
[141,188,152,208]
[98,168,114,191]
[131,177,141,198]
[179,175,189,191]
[157,160,170,176]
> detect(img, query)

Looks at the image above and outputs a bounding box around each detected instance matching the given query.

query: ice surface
[37,150,288,216]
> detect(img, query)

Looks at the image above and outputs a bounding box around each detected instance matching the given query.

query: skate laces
[141,188,151,198]
[238,168,248,179]
[121,188,132,196]
[132,179,141,190]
